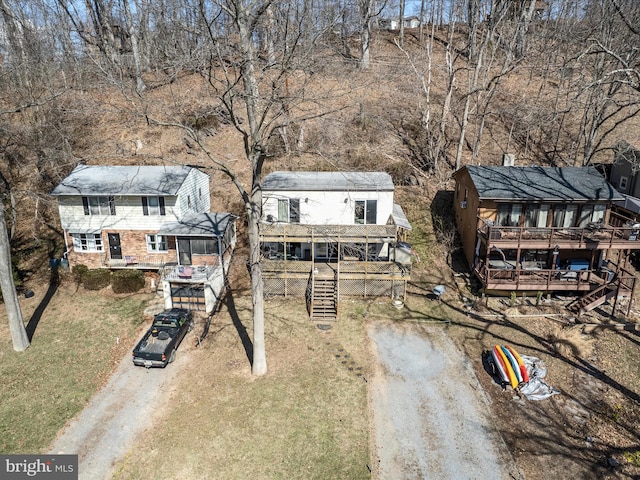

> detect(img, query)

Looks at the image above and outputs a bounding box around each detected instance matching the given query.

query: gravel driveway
[49,321,522,480]
[48,345,190,479]
[367,321,522,480]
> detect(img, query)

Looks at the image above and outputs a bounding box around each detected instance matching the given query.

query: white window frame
[146,234,168,253]
[148,196,161,215]
[354,199,377,225]
[84,196,114,216]
[619,176,629,190]
[72,233,103,252]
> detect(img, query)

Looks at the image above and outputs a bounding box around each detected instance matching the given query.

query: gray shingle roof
[158,213,233,237]
[262,171,394,192]
[50,165,197,196]
[463,166,623,202]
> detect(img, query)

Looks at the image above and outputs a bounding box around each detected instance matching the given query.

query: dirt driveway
[367,321,522,479]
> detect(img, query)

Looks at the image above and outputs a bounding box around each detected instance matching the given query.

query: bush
[111,270,145,294]
[82,269,112,291]
[72,264,89,285]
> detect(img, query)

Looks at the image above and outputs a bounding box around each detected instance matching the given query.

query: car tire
[168,349,177,364]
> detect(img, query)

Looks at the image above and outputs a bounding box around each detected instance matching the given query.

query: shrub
[72,264,89,285]
[82,269,112,291]
[111,270,145,294]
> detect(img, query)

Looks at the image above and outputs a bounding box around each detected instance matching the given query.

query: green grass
[112,297,370,480]
[0,285,151,453]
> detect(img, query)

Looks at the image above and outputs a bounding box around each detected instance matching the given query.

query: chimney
[502,153,515,166]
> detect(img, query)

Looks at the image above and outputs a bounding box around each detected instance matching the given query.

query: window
[71,233,103,252]
[142,196,165,216]
[524,204,550,228]
[496,204,522,227]
[277,198,300,223]
[146,234,168,252]
[552,204,579,228]
[191,238,218,255]
[82,196,115,216]
[592,204,606,224]
[354,200,377,224]
[619,176,628,190]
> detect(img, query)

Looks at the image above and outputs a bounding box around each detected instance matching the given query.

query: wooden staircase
[308,264,338,322]
[570,283,619,317]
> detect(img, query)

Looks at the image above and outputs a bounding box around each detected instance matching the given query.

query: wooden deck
[475,263,611,292]
[477,221,640,250]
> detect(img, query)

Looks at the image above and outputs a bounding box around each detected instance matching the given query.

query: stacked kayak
[490,345,530,389]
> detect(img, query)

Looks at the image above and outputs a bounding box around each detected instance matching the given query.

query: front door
[177,237,192,265]
[108,233,122,260]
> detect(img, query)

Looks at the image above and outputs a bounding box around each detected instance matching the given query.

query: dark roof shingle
[462,166,622,202]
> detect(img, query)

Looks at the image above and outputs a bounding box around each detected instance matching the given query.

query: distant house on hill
[378,16,420,30]
[51,164,236,313]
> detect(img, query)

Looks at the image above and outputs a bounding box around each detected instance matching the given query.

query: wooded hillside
[1,0,639,273]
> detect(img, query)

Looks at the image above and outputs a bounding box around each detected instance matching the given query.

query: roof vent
[502,153,515,166]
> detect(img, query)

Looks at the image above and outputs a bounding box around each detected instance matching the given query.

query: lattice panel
[263,277,308,297]
[340,279,406,298]
[264,276,406,299]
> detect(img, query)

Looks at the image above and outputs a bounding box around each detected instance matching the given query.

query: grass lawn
[0,279,152,453]
[112,296,371,480]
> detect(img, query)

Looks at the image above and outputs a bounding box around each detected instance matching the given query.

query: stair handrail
[306,266,315,319]
[335,258,340,319]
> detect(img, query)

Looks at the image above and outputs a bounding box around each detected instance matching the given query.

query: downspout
[62,228,71,259]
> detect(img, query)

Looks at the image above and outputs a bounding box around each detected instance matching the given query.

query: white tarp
[518,355,561,400]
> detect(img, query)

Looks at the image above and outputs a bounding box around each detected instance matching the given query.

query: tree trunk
[398,0,405,48]
[0,195,29,352]
[238,9,268,376]
[122,0,146,93]
[247,187,267,375]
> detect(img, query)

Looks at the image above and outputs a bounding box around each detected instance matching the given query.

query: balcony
[474,260,636,293]
[162,265,220,283]
[474,261,605,292]
[259,223,399,243]
[477,219,640,250]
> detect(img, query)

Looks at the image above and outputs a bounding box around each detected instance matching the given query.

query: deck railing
[477,218,640,248]
[260,223,398,241]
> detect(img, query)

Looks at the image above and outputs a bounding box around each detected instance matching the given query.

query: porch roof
[614,194,640,215]
[158,212,233,237]
[391,203,412,230]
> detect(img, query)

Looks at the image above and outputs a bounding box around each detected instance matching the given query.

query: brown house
[452,165,639,315]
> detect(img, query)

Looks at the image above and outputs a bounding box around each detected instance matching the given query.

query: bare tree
[145,0,336,376]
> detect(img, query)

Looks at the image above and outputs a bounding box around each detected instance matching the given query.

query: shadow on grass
[25,267,59,341]
[224,290,253,366]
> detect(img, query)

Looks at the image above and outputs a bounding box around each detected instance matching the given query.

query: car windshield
[153,318,177,328]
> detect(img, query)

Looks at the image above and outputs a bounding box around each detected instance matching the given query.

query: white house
[378,16,421,30]
[51,164,236,313]
[259,171,412,320]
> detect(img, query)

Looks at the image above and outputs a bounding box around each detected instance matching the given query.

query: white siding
[176,168,211,216]
[57,195,179,231]
[262,189,394,225]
